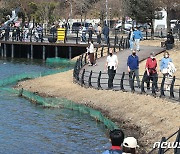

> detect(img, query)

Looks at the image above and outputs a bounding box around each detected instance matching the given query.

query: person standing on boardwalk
[144,52,158,94]
[133,27,143,52]
[160,51,176,90]
[87,40,96,66]
[102,129,124,154]
[88,24,93,42]
[105,49,118,89]
[127,50,140,91]
[102,24,109,45]
[97,24,102,44]
[128,28,134,51]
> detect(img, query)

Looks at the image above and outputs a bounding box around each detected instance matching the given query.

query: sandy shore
[16,40,180,153]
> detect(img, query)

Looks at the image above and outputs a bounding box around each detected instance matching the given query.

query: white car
[115,21,132,30]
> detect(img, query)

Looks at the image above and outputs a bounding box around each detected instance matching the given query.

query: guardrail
[149,128,180,154]
[0,28,129,46]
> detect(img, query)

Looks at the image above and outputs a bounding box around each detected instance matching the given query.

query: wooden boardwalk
[80,45,166,93]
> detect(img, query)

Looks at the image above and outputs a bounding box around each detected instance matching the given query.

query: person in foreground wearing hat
[102,129,125,154]
[105,49,118,89]
[122,137,139,154]
[144,52,158,94]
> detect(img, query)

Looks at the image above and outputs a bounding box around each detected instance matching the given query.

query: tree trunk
[121,16,125,32]
[151,20,154,40]
[166,6,171,33]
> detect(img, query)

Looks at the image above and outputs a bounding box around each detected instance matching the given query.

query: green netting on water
[46,58,76,67]
[0,67,72,87]
[0,59,118,131]
[1,87,119,131]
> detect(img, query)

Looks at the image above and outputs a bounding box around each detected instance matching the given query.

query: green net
[1,87,119,130]
[46,57,76,68]
[0,67,72,87]
[0,59,118,131]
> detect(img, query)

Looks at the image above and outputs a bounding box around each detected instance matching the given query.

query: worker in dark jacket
[102,24,109,44]
[165,32,174,50]
[127,50,140,91]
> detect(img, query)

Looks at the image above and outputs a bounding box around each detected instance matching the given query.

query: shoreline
[16,69,180,153]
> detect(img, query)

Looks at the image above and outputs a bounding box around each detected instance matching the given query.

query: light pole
[109,7,111,28]
[66,0,72,31]
[106,0,108,25]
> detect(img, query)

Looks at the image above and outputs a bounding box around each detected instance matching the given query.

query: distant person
[105,49,118,89]
[4,25,10,41]
[165,32,174,50]
[16,26,21,41]
[36,24,43,42]
[144,52,158,94]
[133,27,143,52]
[12,25,17,41]
[50,24,57,41]
[122,137,139,154]
[97,24,102,44]
[127,50,140,91]
[88,24,93,42]
[81,26,87,42]
[102,24,109,45]
[87,40,95,66]
[102,129,124,154]
[128,28,134,50]
[160,51,176,90]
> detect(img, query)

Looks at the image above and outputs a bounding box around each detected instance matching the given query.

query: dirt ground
[16,40,180,153]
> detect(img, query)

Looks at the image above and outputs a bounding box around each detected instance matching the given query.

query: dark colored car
[72,22,91,32]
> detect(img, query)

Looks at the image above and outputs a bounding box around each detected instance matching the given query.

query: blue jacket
[160,57,172,71]
[102,150,122,154]
[103,26,109,36]
[133,30,143,39]
[127,55,139,70]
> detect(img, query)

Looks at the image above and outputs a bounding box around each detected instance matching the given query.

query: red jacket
[146,57,157,74]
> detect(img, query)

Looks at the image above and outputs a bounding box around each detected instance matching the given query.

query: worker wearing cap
[122,137,139,154]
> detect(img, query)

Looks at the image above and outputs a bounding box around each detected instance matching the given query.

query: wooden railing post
[81,69,85,86]
[120,72,125,91]
[84,53,87,64]
[88,70,93,87]
[95,47,98,60]
[170,76,175,98]
[158,137,166,154]
[97,71,102,89]
[160,76,166,97]
[76,30,79,44]
[179,88,180,102]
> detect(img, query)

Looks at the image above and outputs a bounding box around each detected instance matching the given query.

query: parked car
[114,21,132,31]
[72,22,91,32]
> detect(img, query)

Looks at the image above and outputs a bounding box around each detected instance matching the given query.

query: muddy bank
[16,69,180,153]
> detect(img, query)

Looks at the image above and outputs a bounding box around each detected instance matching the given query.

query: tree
[125,0,160,38]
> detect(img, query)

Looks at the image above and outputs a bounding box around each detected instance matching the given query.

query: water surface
[0,59,110,153]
